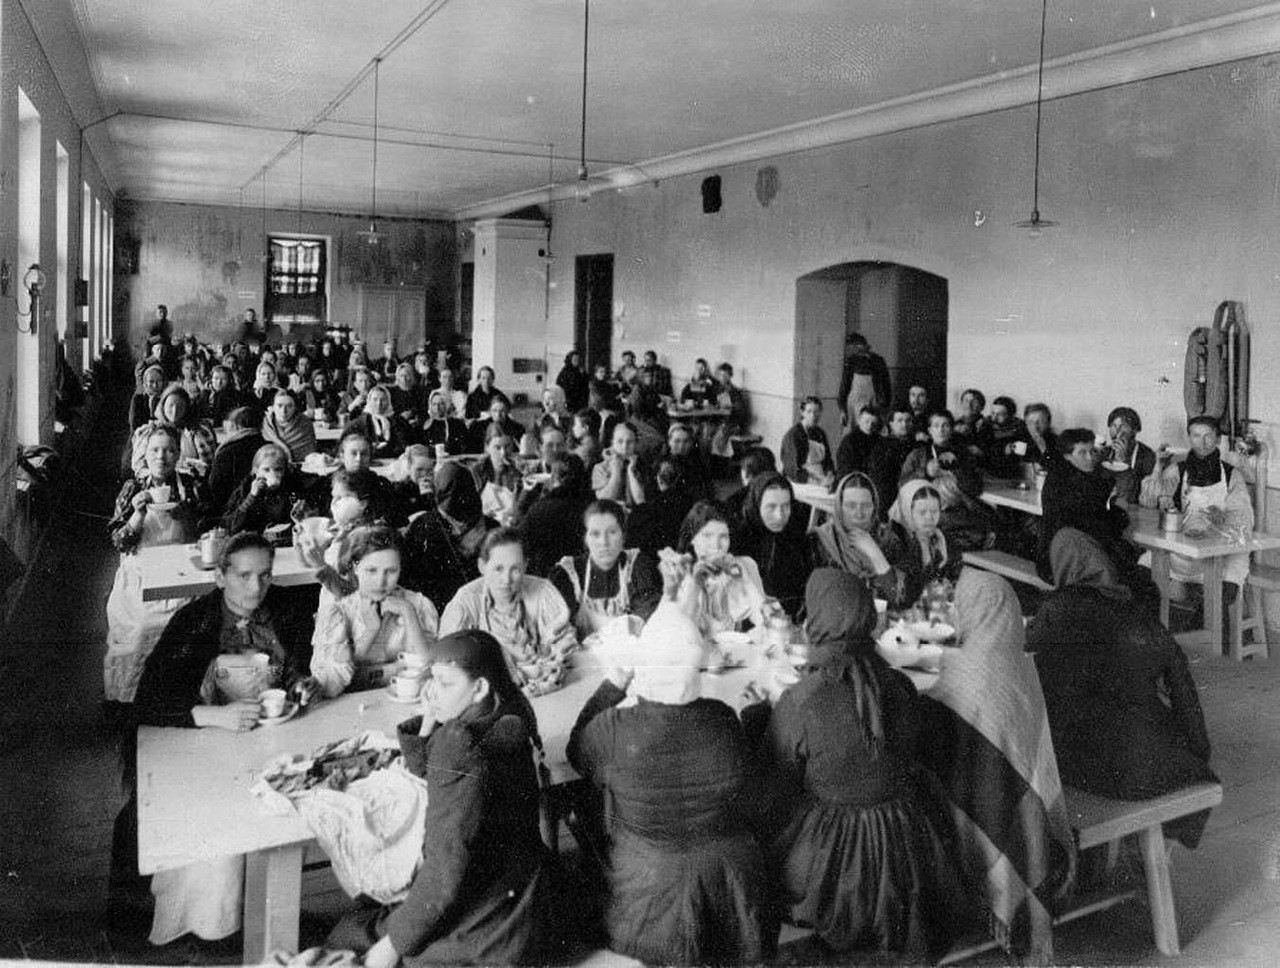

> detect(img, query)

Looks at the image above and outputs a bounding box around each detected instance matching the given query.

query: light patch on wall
[666,330,681,343]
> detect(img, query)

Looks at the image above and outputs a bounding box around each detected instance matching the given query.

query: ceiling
[32,0,1280,219]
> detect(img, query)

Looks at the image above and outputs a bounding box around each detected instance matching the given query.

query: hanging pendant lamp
[1014,0,1057,231]
[357,58,384,243]
[575,0,591,203]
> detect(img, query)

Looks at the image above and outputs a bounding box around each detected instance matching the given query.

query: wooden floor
[2,386,1278,965]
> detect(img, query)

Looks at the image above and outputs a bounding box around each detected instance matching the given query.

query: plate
[258,701,299,727]
[149,501,178,512]
[386,683,423,704]
[1101,460,1128,472]
[876,628,945,670]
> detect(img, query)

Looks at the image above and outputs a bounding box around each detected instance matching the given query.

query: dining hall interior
[3,0,1280,965]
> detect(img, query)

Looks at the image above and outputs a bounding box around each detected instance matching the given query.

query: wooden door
[574,254,614,371]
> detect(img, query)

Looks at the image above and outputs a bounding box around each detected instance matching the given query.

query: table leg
[1203,557,1226,656]
[1151,549,1172,629]
[243,843,304,964]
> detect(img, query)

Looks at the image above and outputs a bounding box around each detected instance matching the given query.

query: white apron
[802,437,828,483]
[103,507,195,703]
[1171,473,1249,586]
[559,551,638,637]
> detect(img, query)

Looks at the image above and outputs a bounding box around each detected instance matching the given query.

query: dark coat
[1026,586,1217,846]
[341,413,418,460]
[207,431,266,515]
[1036,462,1133,584]
[221,472,310,534]
[464,385,511,421]
[780,423,835,484]
[133,587,312,728]
[420,417,469,456]
[328,705,549,967]
[556,363,590,412]
[567,681,768,965]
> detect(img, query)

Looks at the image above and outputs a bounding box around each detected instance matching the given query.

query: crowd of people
[103,320,1234,965]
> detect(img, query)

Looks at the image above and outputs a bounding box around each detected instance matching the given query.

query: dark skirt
[607,829,769,966]
[773,794,964,960]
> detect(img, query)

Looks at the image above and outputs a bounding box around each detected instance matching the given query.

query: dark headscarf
[802,568,884,752]
[737,472,812,617]
[813,472,892,578]
[435,460,483,530]
[1048,528,1131,600]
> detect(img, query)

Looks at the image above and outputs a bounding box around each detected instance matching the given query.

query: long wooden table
[978,482,1280,654]
[136,543,317,602]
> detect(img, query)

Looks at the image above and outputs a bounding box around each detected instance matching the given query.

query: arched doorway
[794,261,948,443]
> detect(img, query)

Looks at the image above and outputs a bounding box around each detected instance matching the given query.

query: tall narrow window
[107,212,115,354]
[94,197,104,352]
[16,89,43,444]
[265,235,327,324]
[56,142,69,341]
[81,182,92,363]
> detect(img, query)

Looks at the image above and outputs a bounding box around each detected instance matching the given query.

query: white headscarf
[631,601,705,705]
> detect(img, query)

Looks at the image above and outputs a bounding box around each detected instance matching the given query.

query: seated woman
[668,500,768,636]
[1101,406,1157,506]
[567,602,768,965]
[105,424,208,703]
[311,526,438,697]
[534,385,574,441]
[250,360,282,410]
[221,443,309,535]
[343,384,416,460]
[389,362,428,427]
[812,472,917,608]
[512,455,594,577]
[129,531,314,949]
[748,570,965,962]
[302,368,341,425]
[590,420,648,508]
[295,467,389,612]
[196,365,248,426]
[918,569,1075,961]
[897,408,993,552]
[780,396,835,486]
[1019,402,1058,468]
[327,629,551,968]
[570,407,602,470]
[129,384,217,479]
[420,389,469,457]
[439,529,577,682]
[345,344,371,390]
[471,421,524,526]
[551,499,662,637]
[177,356,204,401]
[1027,529,1217,848]
[261,388,316,463]
[661,421,713,500]
[341,366,378,420]
[387,444,437,522]
[129,364,166,431]
[733,473,814,619]
[402,461,496,609]
[679,357,716,408]
[463,365,509,420]
[883,480,963,594]
[625,457,698,557]
[982,395,1027,478]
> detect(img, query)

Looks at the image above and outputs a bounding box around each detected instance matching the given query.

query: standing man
[838,333,891,428]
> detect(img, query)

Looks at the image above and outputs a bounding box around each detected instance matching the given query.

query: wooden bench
[961,549,1053,591]
[938,780,1224,963]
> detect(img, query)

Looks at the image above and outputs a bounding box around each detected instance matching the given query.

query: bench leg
[243,843,304,964]
[1140,826,1180,956]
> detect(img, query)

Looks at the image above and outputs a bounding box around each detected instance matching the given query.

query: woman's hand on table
[194,700,262,732]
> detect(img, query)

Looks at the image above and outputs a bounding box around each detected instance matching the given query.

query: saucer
[386,684,422,704]
[189,555,218,571]
[258,702,299,727]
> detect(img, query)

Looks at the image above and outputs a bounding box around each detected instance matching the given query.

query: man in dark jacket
[838,333,891,428]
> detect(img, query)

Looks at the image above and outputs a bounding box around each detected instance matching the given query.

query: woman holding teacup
[311,526,439,698]
[660,500,768,637]
[105,423,209,703]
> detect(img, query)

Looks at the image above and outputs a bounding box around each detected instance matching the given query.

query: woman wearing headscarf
[918,569,1075,963]
[812,472,916,608]
[343,385,416,460]
[419,389,469,457]
[882,479,962,596]
[260,388,317,463]
[512,456,594,578]
[401,462,496,609]
[733,473,814,619]
[130,364,168,431]
[534,385,574,441]
[747,570,965,962]
[567,601,769,965]
[129,384,217,479]
[1026,529,1217,848]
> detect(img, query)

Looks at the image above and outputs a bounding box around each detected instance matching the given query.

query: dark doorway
[574,254,614,371]
[794,262,948,446]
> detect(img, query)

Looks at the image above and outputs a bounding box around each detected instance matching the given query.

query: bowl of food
[876,623,945,670]
[907,620,956,644]
[517,656,566,697]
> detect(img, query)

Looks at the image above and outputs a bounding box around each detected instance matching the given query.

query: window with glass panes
[266,236,327,323]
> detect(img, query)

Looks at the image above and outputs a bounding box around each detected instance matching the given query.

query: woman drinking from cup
[812,472,916,608]
[221,443,309,535]
[341,366,377,419]
[261,388,316,462]
[312,526,439,698]
[105,424,209,703]
[664,500,768,637]
[328,629,551,968]
[551,499,663,637]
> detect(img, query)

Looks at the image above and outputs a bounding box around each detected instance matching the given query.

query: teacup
[1012,440,1028,456]
[399,652,427,674]
[392,674,421,699]
[259,688,287,718]
[148,484,172,504]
